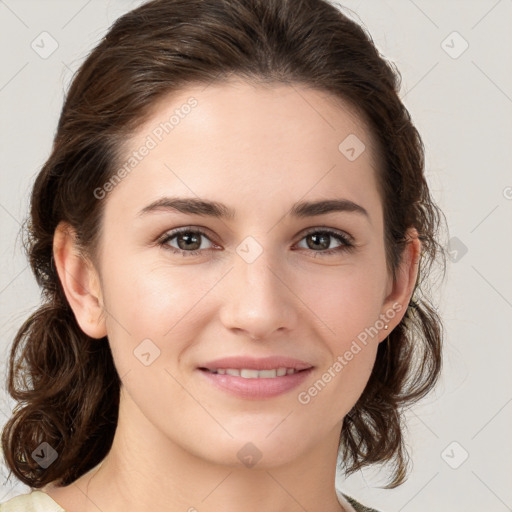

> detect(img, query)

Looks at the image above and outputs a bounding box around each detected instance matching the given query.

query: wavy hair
[2,0,447,490]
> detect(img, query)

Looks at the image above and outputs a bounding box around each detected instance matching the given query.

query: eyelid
[156,225,356,257]
[299,226,354,244]
[157,226,353,244]
[156,225,219,247]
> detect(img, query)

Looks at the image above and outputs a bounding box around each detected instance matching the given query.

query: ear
[379,227,422,342]
[52,221,107,339]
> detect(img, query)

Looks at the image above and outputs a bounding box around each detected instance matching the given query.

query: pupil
[179,232,200,250]
[309,233,328,250]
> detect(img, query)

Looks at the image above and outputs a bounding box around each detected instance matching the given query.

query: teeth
[208,367,300,378]
[241,369,261,378]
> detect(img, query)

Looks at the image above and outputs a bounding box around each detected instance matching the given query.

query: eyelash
[157,226,355,258]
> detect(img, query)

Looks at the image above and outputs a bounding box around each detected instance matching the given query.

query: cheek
[295,264,385,392]
[294,262,386,339]
[98,258,219,368]
[293,271,383,418]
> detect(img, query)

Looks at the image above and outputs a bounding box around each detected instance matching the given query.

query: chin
[193,431,310,470]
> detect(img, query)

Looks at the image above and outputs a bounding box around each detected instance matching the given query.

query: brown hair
[2,0,446,490]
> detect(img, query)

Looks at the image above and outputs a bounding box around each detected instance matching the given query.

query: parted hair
[2,0,446,490]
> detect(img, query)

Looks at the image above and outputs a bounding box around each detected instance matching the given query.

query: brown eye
[159,228,215,257]
[296,229,355,256]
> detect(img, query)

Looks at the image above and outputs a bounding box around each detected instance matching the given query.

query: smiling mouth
[198,367,309,378]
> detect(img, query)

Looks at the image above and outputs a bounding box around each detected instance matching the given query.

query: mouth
[198,367,310,379]
[196,356,314,399]
[196,364,314,399]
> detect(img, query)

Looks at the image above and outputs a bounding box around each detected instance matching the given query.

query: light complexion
[49,79,420,512]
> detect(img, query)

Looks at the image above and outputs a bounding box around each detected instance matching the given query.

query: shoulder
[0,491,66,512]
[340,492,383,512]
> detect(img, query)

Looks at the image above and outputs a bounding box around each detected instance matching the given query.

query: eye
[294,228,355,257]
[157,227,355,258]
[158,227,216,257]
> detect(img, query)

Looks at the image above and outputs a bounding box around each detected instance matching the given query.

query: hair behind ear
[1,301,119,488]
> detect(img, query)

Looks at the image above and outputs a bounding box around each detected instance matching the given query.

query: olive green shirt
[342,493,381,512]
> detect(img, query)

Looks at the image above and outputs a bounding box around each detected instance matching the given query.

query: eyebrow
[137,196,370,221]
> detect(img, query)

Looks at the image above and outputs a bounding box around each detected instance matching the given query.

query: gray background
[1,1,511,510]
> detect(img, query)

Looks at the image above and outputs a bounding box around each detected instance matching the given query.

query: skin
[47,78,420,512]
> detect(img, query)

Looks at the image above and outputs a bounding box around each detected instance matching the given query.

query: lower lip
[197,368,314,399]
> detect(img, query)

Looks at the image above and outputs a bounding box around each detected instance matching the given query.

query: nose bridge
[220,239,297,339]
[240,245,279,299]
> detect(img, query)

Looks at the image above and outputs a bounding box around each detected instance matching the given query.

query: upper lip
[198,356,314,371]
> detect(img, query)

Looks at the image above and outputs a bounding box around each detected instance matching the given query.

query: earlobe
[52,222,107,339]
[380,227,422,340]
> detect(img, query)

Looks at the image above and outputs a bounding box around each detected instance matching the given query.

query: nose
[219,249,298,341]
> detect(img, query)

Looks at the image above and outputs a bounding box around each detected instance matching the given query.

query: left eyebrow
[137,196,370,222]
[137,197,236,220]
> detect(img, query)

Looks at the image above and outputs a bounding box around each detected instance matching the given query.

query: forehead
[104,78,382,225]
[135,78,378,163]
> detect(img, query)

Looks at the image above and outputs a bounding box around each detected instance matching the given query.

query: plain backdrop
[1,1,511,511]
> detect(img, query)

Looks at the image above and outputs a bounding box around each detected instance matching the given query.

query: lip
[198,356,314,372]
[196,356,315,400]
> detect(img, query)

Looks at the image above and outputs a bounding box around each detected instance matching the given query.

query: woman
[0,0,446,511]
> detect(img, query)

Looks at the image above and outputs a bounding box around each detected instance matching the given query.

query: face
[85,79,406,468]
